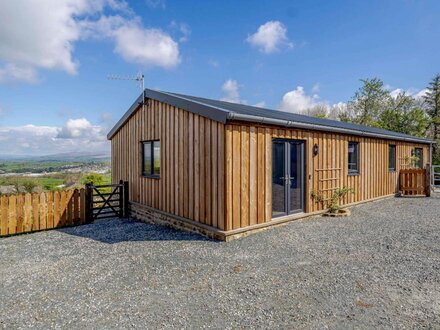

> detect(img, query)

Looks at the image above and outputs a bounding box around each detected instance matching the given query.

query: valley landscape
[0,153,111,194]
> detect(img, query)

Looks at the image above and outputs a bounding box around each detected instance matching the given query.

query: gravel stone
[1,194,439,329]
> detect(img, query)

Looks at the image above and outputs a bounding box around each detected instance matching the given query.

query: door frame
[272,138,307,218]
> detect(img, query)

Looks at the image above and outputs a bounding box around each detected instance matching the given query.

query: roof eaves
[107,92,144,140]
[227,112,435,145]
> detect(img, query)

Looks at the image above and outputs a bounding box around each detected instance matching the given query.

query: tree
[340,78,431,139]
[328,102,347,120]
[340,78,390,127]
[378,92,430,137]
[423,74,440,164]
[303,103,347,120]
[81,173,105,185]
[303,104,328,118]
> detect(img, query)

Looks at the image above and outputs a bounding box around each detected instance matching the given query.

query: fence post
[123,181,129,218]
[85,183,93,223]
[426,163,431,197]
[118,180,124,217]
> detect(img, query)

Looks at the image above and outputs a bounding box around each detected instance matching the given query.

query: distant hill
[0,152,110,162]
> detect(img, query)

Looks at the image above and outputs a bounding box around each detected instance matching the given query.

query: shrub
[81,173,105,186]
[311,186,354,214]
[22,178,39,193]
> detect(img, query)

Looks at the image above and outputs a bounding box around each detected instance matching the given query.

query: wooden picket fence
[399,168,429,196]
[0,188,88,237]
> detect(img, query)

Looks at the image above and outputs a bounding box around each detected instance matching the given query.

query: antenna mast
[108,72,145,106]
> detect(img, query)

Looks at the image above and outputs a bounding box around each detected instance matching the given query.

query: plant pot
[323,208,351,217]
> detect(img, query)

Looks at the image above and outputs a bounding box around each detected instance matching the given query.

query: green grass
[102,173,112,185]
[37,177,65,190]
[0,161,76,173]
[0,172,112,192]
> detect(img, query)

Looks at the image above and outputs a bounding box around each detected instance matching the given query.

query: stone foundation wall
[129,201,226,241]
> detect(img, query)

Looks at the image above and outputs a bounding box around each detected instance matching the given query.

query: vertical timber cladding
[111,100,429,233]
[111,99,226,230]
[224,122,429,231]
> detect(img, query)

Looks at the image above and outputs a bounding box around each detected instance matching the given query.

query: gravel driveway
[1,194,440,329]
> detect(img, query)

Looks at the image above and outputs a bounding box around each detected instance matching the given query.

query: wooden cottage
[108,89,433,240]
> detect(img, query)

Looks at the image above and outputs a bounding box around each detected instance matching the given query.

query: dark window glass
[413,148,423,168]
[142,140,160,177]
[348,142,359,174]
[272,141,286,217]
[388,145,396,171]
[143,142,152,175]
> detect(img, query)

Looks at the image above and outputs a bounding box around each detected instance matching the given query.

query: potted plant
[311,187,354,217]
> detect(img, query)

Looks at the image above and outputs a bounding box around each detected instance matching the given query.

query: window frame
[142,140,161,178]
[388,144,396,172]
[347,141,360,175]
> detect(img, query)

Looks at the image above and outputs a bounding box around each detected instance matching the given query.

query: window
[388,145,396,171]
[348,142,359,174]
[413,148,423,169]
[142,140,160,177]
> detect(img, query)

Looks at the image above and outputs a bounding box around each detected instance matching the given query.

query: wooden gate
[399,168,428,196]
[86,180,129,221]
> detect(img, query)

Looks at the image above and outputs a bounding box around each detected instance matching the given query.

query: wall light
[313,144,319,156]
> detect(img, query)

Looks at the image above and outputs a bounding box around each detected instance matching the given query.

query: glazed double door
[272,140,305,217]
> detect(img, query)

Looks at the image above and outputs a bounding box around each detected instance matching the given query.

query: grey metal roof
[107,88,434,144]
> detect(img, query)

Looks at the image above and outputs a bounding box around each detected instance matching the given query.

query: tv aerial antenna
[108,72,145,107]
[108,72,144,91]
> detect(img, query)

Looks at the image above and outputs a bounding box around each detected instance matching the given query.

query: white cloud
[312,83,320,93]
[221,79,241,103]
[0,0,180,83]
[100,112,114,124]
[81,15,180,69]
[279,86,322,113]
[0,118,109,156]
[389,87,428,100]
[414,88,428,99]
[57,118,98,139]
[179,24,191,43]
[389,88,404,99]
[0,0,94,78]
[246,21,293,54]
[208,59,219,68]
[113,23,180,68]
[0,64,39,84]
[79,15,127,39]
[279,85,346,120]
[170,21,191,43]
[145,0,166,9]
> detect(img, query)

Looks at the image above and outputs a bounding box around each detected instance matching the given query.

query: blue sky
[0,0,439,156]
